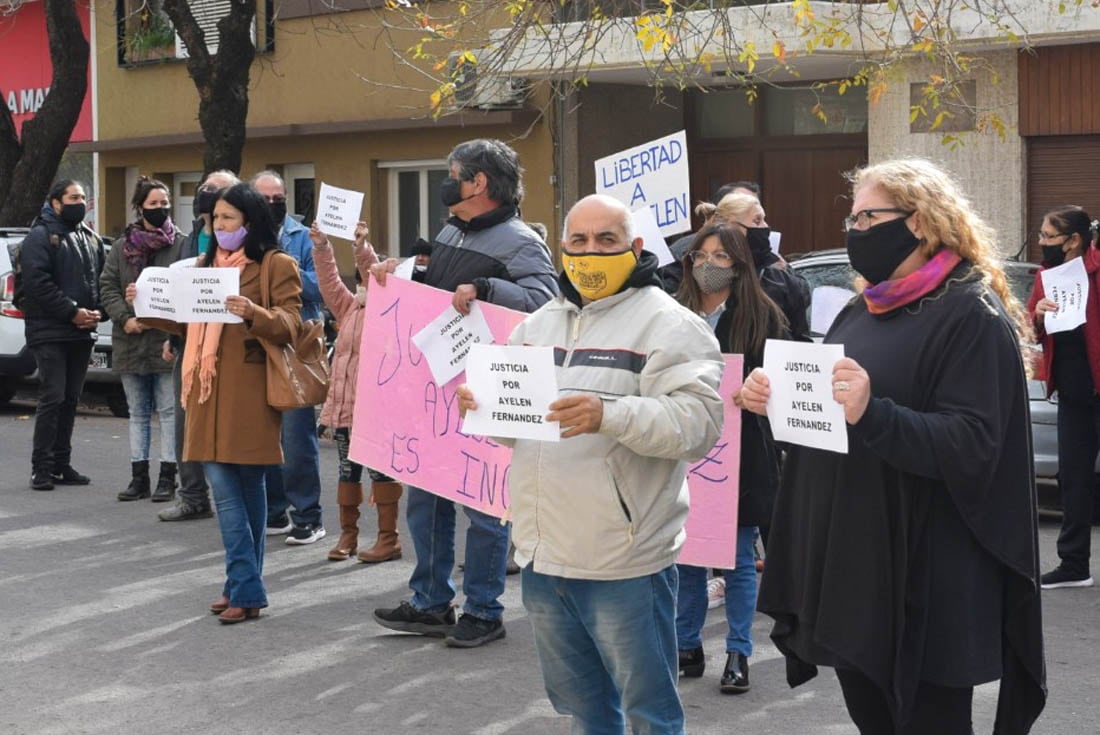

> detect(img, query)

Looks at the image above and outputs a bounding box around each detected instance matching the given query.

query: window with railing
[115,0,271,67]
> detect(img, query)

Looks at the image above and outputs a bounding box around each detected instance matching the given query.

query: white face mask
[413,264,428,273]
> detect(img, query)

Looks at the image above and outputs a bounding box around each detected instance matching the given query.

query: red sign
[0,0,93,143]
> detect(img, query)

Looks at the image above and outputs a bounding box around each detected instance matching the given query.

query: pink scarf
[863,248,963,315]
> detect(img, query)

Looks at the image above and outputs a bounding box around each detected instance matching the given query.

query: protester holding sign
[458,194,724,733]
[740,159,1045,734]
[697,192,811,342]
[134,183,302,625]
[370,138,558,649]
[1028,206,1100,590]
[672,222,788,694]
[99,177,185,503]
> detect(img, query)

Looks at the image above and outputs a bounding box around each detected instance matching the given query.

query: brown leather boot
[327,481,364,561]
[357,481,403,564]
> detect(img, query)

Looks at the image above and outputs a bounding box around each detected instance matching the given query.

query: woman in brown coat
[134,183,302,624]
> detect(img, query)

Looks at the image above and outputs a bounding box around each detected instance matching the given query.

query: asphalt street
[0,395,1097,735]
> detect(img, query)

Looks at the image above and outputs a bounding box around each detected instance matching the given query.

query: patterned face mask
[691,261,735,294]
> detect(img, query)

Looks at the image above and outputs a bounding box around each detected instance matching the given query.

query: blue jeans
[522,566,684,735]
[405,485,508,621]
[120,372,175,463]
[204,462,268,608]
[264,406,322,527]
[675,526,758,655]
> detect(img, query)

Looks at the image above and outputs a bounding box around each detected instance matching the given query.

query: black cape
[757,264,1046,733]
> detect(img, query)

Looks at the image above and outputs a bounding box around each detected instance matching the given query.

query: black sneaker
[265,514,293,536]
[30,472,54,491]
[444,613,506,648]
[373,601,456,637]
[51,466,91,485]
[158,501,213,522]
[285,524,326,545]
[1040,566,1095,589]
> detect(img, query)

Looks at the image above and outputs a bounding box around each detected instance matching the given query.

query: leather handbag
[258,252,330,411]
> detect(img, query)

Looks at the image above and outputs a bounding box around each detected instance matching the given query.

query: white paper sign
[769,231,782,255]
[316,182,365,240]
[811,286,856,337]
[393,257,417,280]
[631,206,674,267]
[169,256,198,269]
[133,267,241,324]
[462,344,560,442]
[595,130,690,237]
[411,302,495,385]
[1040,257,1089,334]
[762,339,848,454]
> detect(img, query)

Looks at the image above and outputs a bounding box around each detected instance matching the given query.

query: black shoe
[720,652,750,694]
[679,646,705,678]
[158,501,213,521]
[118,460,151,501]
[30,472,54,491]
[151,462,177,503]
[444,613,506,648]
[373,601,456,637]
[265,513,293,536]
[51,466,90,485]
[285,524,326,545]
[1040,566,1095,589]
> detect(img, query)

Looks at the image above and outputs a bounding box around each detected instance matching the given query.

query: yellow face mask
[561,249,638,301]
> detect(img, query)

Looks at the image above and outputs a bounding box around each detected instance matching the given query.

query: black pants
[836,669,974,735]
[172,349,209,507]
[30,340,93,473]
[333,428,363,484]
[1056,395,1100,575]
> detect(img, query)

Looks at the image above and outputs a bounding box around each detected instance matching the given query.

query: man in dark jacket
[370,138,559,648]
[156,169,239,521]
[20,180,105,490]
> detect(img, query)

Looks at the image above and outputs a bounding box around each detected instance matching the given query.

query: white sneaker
[706,577,726,610]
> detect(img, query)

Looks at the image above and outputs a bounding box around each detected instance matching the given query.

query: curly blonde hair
[848,158,1031,342]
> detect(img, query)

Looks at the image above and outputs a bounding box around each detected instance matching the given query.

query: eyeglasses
[689,250,734,266]
[1037,230,1068,243]
[843,208,914,232]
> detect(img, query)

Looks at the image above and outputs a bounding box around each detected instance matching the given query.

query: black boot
[679,646,705,678]
[118,460,151,501]
[151,462,177,503]
[720,652,750,694]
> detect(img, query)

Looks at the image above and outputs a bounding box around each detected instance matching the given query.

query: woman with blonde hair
[740,159,1045,733]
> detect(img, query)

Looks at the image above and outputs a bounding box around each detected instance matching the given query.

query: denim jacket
[278,215,322,322]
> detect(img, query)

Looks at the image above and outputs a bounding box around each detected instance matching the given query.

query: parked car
[787,249,1066,499]
[0,226,127,416]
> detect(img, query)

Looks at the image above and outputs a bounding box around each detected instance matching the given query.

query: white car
[0,226,126,415]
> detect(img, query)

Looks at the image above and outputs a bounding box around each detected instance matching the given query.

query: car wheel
[105,386,130,418]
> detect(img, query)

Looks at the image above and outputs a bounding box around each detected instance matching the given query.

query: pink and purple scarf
[863,248,963,315]
[122,219,176,277]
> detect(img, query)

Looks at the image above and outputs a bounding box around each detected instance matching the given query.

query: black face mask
[193,189,219,218]
[845,215,921,285]
[268,200,287,226]
[745,227,772,259]
[1041,244,1066,267]
[440,177,474,208]
[143,207,170,229]
[59,202,86,227]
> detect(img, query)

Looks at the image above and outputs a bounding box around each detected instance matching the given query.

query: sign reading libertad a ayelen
[762,339,848,454]
[595,130,690,238]
[133,266,241,324]
[462,344,560,442]
[316,182,365,241]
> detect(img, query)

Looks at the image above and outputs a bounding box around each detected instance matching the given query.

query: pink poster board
[679,355,742,569]
[351,277,742,567]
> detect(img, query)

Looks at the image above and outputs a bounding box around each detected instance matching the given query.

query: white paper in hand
[762,339,847,454]
[316,182,365,241]
[393,258,416,280]
[462,344,560,442]
[1040,257,1089,334]
[631,206,675,267]
[810,286,856,336]
[411,301,495,385]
